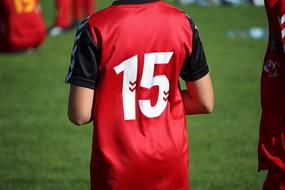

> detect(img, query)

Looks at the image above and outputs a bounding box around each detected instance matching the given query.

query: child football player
[0,0,46,52]
[66,0,214,189]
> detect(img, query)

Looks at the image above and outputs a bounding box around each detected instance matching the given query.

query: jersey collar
[113,0,160,5]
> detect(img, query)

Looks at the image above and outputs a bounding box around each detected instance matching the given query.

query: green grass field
[0,1,268,189]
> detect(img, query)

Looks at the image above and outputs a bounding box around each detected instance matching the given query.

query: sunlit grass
[0,1,267,189]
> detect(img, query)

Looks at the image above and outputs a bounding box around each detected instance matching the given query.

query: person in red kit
[49,0,95,36]
[0,0,46,52]
[65,0,214,189]
[258,0,285,189]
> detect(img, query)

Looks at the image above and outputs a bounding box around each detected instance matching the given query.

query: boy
[66,0,214,189]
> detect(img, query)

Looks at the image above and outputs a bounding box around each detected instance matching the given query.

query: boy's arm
[65,20,99,126]
[68,84,94,126]
[181,73,214,115]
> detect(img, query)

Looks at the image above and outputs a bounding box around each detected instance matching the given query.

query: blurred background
[0,0,267,189]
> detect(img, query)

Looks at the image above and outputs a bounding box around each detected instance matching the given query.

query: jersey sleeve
[180,16,209,82]
[65,19,99,89]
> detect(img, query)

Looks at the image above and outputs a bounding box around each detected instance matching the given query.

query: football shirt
[66,0,209,189]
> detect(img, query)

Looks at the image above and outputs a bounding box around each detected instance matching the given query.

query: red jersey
[66,0,209,189]
[258,0,285,172]
[0,0,46,52]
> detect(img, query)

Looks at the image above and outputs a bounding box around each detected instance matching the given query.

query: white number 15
[114,52,173,120]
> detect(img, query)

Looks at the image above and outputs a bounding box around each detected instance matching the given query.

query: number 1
[114,55,138,120]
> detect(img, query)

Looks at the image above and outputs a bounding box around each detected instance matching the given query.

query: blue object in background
[226,27,268,40]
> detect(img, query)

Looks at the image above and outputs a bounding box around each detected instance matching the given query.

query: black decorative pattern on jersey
[65,17,100,89]
[66,18,89,82]
[163,91,169,101]
[129,81,137,92]
[180,15,209,82]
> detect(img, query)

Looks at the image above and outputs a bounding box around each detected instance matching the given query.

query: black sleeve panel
[65,19,99,89]
[180,15,209,82]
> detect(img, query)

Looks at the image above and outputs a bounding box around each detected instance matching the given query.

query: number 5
[114,52,173,120]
